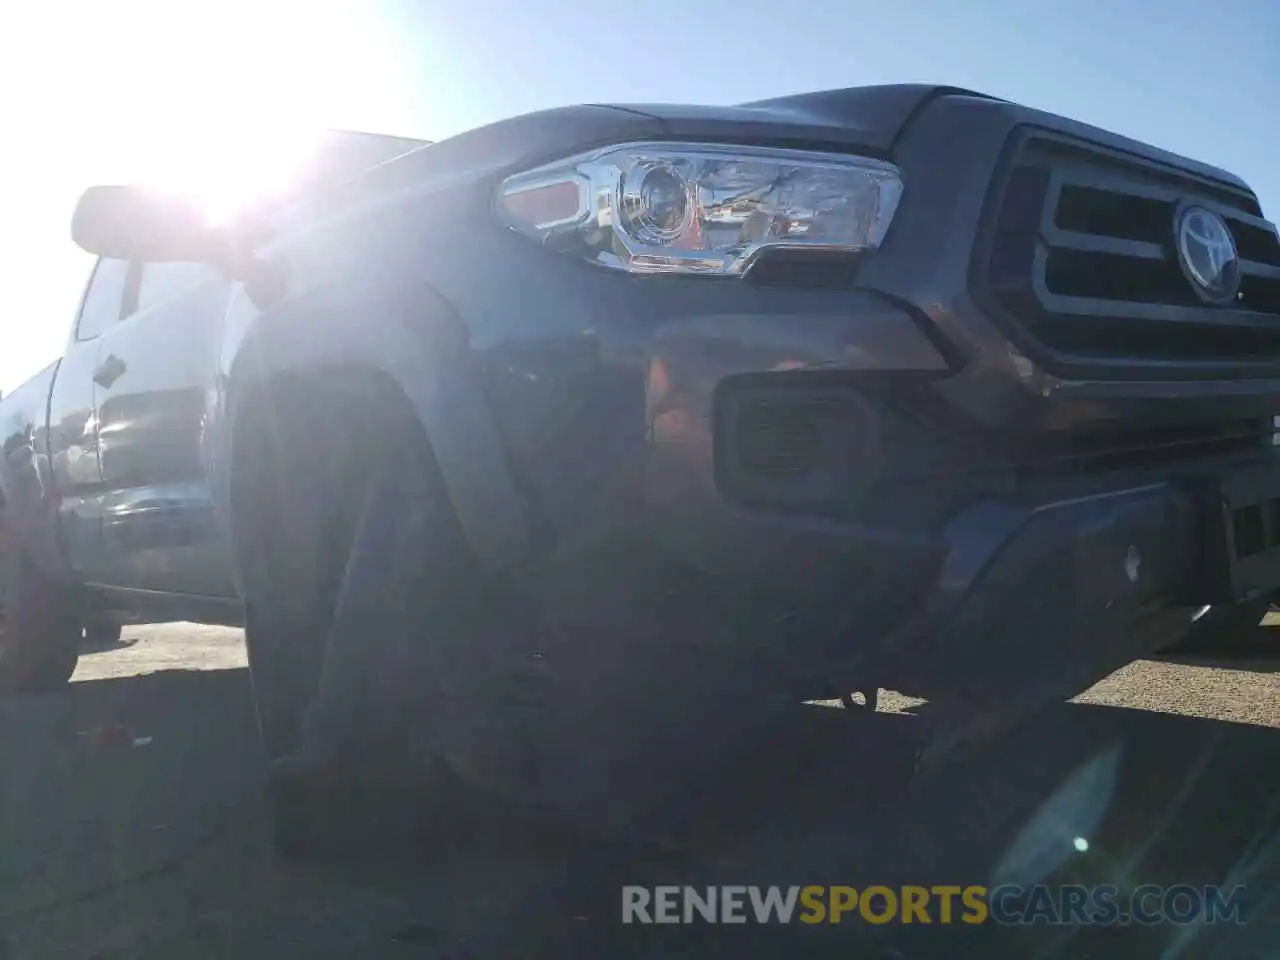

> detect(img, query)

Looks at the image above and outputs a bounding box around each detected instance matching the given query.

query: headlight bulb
[622,161,692,245]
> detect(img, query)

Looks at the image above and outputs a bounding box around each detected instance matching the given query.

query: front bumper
[630,278,1280,707]
[649,428,1213,707]
[834,480,1202,707]
[641,306,1280,708]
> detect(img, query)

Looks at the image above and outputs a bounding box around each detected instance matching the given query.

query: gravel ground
[0,622,1278,958]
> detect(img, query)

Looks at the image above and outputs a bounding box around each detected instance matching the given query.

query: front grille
[877,391,1269,483]
[976,130,1280,371]
[1009,419,1269,480]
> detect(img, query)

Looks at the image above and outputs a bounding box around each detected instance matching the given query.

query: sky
[0,0,1275,394]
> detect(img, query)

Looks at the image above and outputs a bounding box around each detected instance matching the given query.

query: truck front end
[396,86,1280,788]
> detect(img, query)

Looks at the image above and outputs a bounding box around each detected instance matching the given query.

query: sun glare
[93,1,407,222]
[144,125,327,225]
[2,1,423,392]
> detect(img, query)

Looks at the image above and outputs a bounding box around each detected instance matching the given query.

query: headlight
[498,142,903,277]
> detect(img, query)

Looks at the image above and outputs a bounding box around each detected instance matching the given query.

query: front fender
[212,275,531,589]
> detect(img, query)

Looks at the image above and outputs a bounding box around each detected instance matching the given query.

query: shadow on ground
[0,666,1278,958]
[77,635,142,655]
[1157,622,1280,672]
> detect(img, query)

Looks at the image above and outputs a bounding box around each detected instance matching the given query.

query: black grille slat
[1055,185,1171,244]
[1237,221,1280,265]
[1043,249,1198,305]
[977,131,1280,370]
[1037,317,1280,362]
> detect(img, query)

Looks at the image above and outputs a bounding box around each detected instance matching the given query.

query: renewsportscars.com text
[621,884,1247,926]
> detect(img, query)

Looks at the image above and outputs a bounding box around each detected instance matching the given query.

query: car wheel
[1164,597,1272,656]
[230,371,481,859]
[0,524,81,693]
[231,377,374,762]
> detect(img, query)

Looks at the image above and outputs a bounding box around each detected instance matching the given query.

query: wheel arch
[215,276,531,597]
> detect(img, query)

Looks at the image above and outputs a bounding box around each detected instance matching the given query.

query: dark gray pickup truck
[3,84,1278,849]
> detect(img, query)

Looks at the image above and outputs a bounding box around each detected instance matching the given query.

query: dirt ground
[2,621,1280,958]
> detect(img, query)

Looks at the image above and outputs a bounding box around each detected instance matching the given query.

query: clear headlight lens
[498,142,903,276]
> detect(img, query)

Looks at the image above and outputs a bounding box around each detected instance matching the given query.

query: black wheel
[231,376,382,760]
[0,526,81,693]
[1164,598,1272,656]
[230,372,479,858]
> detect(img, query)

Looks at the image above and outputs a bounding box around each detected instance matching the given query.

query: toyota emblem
[1174,204,1240,304]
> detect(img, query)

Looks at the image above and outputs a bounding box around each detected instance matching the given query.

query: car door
[47,257,130,581]
[90,259,238,597]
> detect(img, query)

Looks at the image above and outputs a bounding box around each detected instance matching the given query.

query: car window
[76,258,129,341]
[133,262,221,316]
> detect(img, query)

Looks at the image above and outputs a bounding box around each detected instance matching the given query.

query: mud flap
[294,419,482,768]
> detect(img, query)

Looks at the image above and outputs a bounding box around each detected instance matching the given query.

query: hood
[599,83,1002,155]
[303,85,998,218]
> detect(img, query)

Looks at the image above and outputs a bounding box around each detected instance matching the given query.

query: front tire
[230,371,477,858]
[231,376,376,762]
[0,527,81,693]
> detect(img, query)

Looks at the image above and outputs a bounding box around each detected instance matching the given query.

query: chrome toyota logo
[1174,205,1240,303]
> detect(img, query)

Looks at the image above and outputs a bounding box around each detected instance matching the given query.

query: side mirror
[70,186,271,279]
